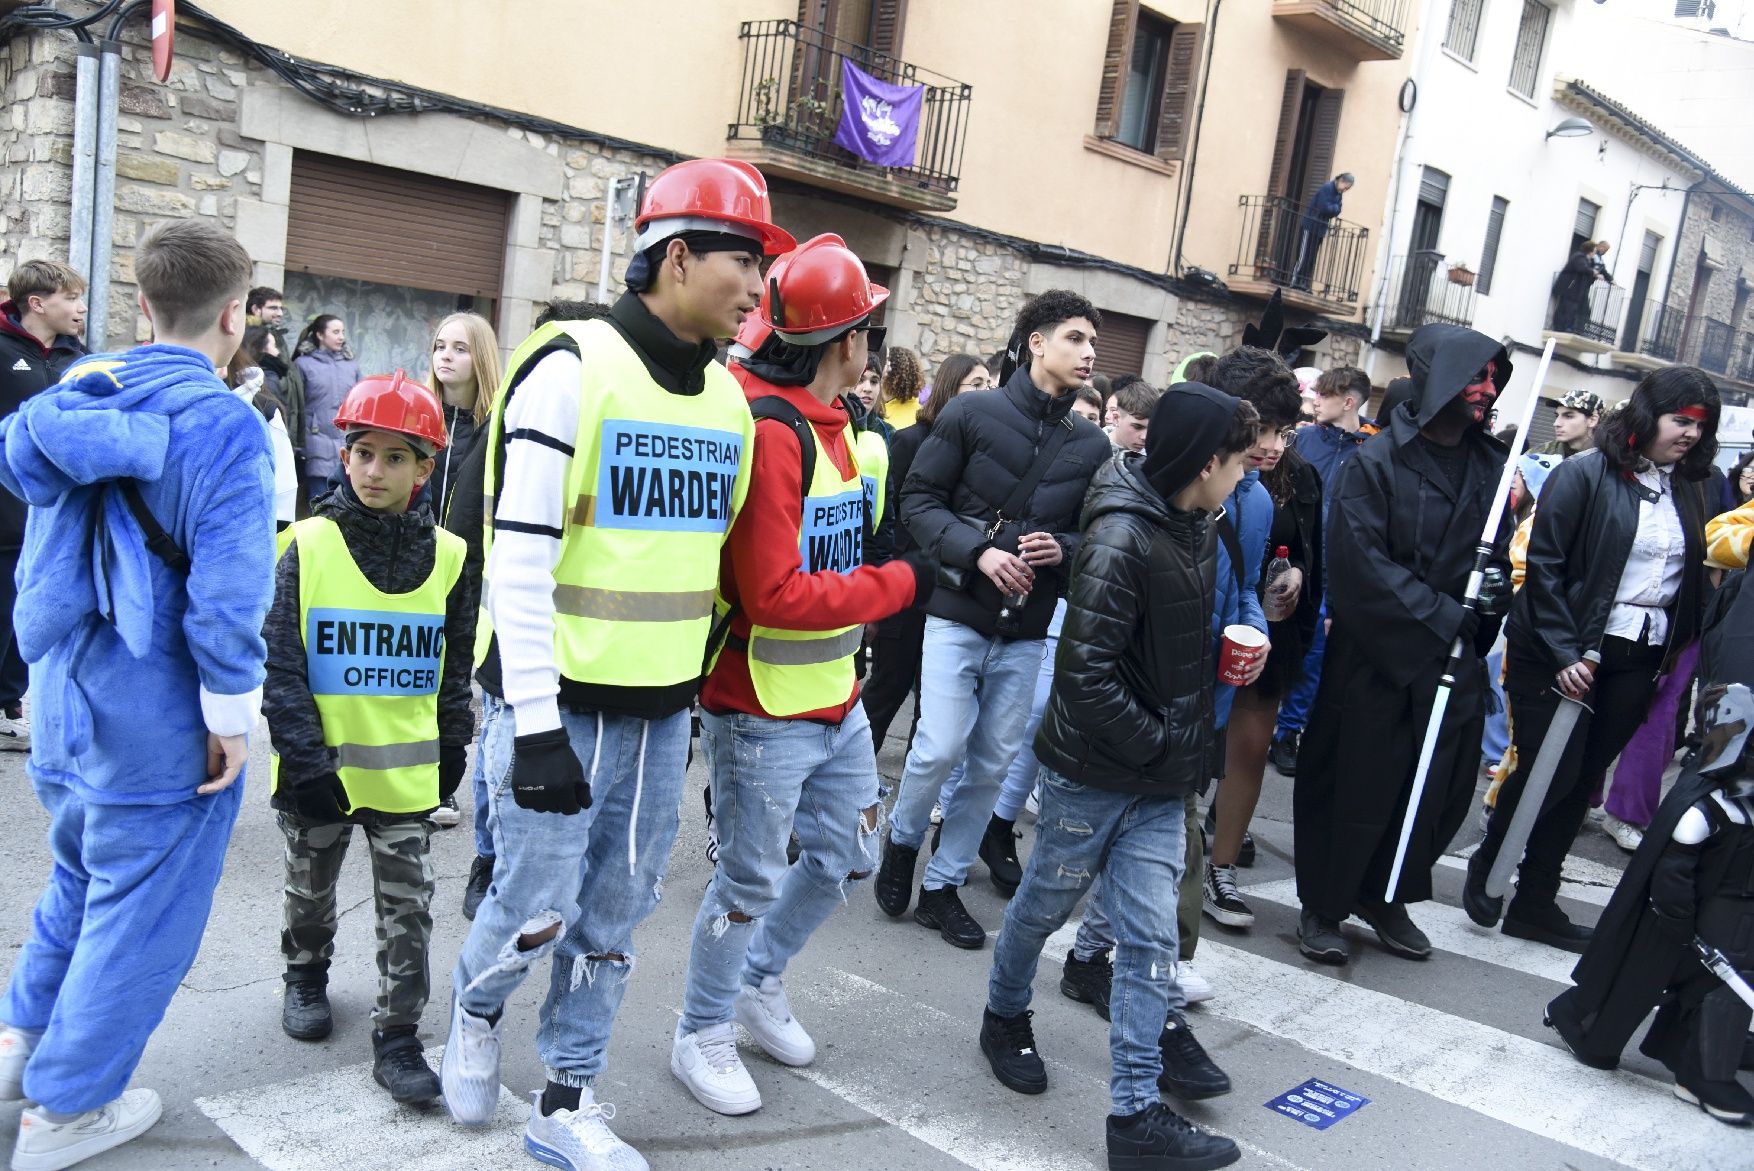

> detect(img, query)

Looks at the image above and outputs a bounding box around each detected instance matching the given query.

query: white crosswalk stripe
[1438,844,1627,907]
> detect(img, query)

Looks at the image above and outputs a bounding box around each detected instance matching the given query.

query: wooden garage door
[1093,311,1152,379]
[285,153,509,298]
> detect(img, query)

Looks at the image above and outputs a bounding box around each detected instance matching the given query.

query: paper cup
[1219,624,1268,687]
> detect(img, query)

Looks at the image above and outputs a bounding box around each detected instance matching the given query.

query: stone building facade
[1,22,1365,383]
[1665,184,1754,384]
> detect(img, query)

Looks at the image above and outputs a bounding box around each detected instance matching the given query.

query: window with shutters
[1443,0,1485,61]
[1573,197,1601,255]
[1508,0,1551,100]
[1092,1,1202,163]
[1477,196,1508,296]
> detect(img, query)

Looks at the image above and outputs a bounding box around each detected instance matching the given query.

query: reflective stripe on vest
[743,418,866,717]
[478,319,754,688]
[855,428,889,532]
[272,515,465,814]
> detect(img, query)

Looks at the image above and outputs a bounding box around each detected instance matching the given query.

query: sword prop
[1695,937,1754,1013]
[1385,337,1557,902]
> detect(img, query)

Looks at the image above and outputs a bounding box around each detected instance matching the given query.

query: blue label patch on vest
[1264,1078,1369,1130]
[306,607,445,695]
[598,419,743,532]
[861,474,878,523]
[800,488,864,575]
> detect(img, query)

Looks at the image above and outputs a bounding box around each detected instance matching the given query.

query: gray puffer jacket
[293,347,361,480]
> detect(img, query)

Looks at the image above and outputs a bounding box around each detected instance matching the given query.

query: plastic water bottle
[1262,546,1294,622]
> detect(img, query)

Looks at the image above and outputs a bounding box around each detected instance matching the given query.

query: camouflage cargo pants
[280,813,434,1031]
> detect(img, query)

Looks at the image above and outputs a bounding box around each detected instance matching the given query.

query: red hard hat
[730,310,772,362]
[635,158,796,257]
[759,234,889,342]
[333,370,448,451]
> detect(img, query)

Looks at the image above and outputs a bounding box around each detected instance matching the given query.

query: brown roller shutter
[1093,1,1139,139]
[867,0,908,57]
[1155,22,1202,161]
[1302,87,1346,208]
[1266,70,1306,199]
[285,153,509,298]
[1093,311,1152,379]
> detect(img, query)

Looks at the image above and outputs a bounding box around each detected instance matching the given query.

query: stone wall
[1672,193,1754,335]
[907,225,1028,365]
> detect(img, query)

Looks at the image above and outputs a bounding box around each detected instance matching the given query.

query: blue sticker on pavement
[1264,1078,1370,1130]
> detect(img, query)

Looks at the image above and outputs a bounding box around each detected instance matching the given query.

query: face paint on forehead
[1461,358,1498,405]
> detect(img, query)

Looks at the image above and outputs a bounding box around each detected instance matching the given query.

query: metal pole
[595,177,621,305]
[68,44,100,281]
[86,40,122,353]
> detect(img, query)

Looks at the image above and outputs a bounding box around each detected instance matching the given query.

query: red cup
[1219,624,1268,687]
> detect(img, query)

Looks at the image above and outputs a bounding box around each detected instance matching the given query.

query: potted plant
[1448,261,1477,287]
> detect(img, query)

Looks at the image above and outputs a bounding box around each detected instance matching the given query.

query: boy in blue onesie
[0,220,275,1171]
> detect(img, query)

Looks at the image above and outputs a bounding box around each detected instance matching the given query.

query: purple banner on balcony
[833,59,922,168]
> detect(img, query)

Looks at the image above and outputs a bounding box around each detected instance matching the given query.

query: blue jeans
[987,769,1187,1115]
[891,616,1043,890]
[3,777,243,1113]
[470,697,502,858]
[680,707,881,1032]
[940,601,1064,822]
[1481,642,1509,765]
[451,696,689,1087]
[1276,601,1326,738]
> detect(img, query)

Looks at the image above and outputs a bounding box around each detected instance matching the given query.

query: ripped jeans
[987,768,1186,1116]
[680,706,881,1034]
[451,696,689,1088]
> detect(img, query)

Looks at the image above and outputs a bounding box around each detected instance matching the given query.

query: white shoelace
[696,1028,742,1073]
[555,1100,622,1155]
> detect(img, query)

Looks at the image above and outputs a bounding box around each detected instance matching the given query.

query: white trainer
[11,1087,161,1171]
[524,1088,648,1171]
[670,1022,760,1115]
[1177,961,1216,1006]
[440,997,502,1126]
[0,1025,37,1101]
[734,976,816,1067]
[1602,813,1645,853]
[0,715,29,752]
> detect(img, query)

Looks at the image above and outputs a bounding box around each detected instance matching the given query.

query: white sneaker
[0,715,29,752]
[0,1026,36,1101]
[670,1022,760,1115]
[11,1088,161,1171]
[734,976,815,1067]
[440,997,502,1125]
[524,1088,648,1171]
[430,796,461,828]
[1176,961,1215,1006]
[1602,813,1645,853]
[929,802,943,825]
[1023,784,1041,820]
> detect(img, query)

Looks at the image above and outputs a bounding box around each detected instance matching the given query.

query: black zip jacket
[264,480,478,820]
[887,421,930,557]
[1035,453,1218,795]
[0,302,86,549]
[900,366,1110,639]
[1509,448,1709,675]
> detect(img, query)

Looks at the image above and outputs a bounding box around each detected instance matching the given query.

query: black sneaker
[1269,730,1300,777]
[1298,908,1348,965]
[914,885,986,949]
[282,974,332,1041]
[1353,897,1432,959]
[1236,830,1256,869]
[1107,1101,1240,1170]
[1157,1013,1231,1100]
[979,1008,1047,1095]
[1201,862,1254,929]
[979,815,1022,896]
[462,853,493,922]
[1543,991,1618,1071]
[874,831,920,918]
[1461,847,1503,928]
[1503,899,1593,953]
[431,795,461,829]
[1676,1074,1754,1125]
[1060,950,1114,1020]
[372,1026,440,1105]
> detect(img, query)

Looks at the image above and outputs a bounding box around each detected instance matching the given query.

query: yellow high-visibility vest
[855,427,888,533]
[272,516,465,813]
[479,318,754,687]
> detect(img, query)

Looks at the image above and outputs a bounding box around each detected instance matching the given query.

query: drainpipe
[67,43,99,286]
[86,37,122,353]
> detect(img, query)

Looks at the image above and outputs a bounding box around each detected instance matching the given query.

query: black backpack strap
[749,395,815,497]
[118,480,191,574]
[1214,512,1245,589]
[990,415,1074,534]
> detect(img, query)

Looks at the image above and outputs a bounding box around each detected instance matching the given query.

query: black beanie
[1142,382,1244,501]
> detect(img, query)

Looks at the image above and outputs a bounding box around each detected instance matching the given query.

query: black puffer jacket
[1035,453,1218,795]
[1509,448,1710,675]
[901,366,1110,639]
[0,301,86,550]
[430,403,482,522]
[264,480,478,819]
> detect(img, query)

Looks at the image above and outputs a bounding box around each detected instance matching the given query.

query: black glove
[1454,607,1481,649]
[287,771,351,823]
[901,551,936,607]
[1476,567,1511,618]
[510,728,591,815]
[1650,905,1695,943]
[439,744,467,800]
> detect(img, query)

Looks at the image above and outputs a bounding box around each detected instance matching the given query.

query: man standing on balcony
[1292,172,1353,291]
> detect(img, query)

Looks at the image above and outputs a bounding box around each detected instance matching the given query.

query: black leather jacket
[1509,448,1710,674]
[1035,454,1217,795]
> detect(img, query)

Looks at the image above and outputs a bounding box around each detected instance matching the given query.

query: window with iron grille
[1444,0,1485,61]
[1478,196,1509,296]
[1508,1,1551,99]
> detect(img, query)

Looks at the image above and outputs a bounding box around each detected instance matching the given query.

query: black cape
[1293,325,1511,916]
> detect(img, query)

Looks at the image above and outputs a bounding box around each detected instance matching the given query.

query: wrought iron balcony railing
[1547,272,1624,346]
[1229,194,1369,309]
[1383,250,1477,332]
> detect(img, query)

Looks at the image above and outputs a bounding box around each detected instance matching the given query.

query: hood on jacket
[1082,450,1207,544]
[316,474,436,543]
[1519,451,1562,501]
[1405,324,1512,429]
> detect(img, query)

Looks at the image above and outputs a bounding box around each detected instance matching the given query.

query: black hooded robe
[1294,325,1512,918]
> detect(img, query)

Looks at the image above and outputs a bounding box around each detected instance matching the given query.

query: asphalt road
[0,702,1745,1171]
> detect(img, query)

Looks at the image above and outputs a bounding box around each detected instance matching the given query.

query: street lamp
[1546,117,1593,140]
